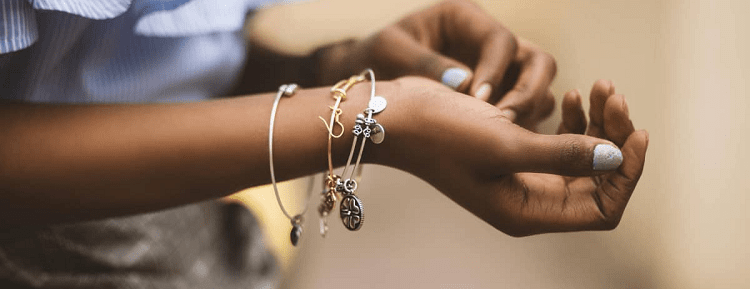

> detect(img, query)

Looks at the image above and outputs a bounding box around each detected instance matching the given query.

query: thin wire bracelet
[269,83,313,246]
[340,69,377,181]
[320,74,366,178]
[317,73,368,236]
[335,68,387,232]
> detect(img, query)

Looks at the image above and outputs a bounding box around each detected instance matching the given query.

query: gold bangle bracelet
[317,71,368,237]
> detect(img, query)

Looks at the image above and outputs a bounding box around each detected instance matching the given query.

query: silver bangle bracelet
[268,83,314,246]
[335,68,387,232]
[315,69,388,236]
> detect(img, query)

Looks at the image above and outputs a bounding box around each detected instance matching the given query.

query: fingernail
[593,144,623,171]
[500,109,517,121]
[441,68,469,90]
[475,83,492,101]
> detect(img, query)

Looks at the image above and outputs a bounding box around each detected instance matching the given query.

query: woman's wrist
[350,77,424,170]
[330,78,403,167]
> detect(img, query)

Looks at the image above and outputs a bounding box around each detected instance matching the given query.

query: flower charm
[340,195,364,231]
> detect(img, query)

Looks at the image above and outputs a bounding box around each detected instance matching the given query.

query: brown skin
[237,0,556,130]
[317,0,558,130]
[369,78,647,237]
[0,0,648,237]
[0,84,383,227]
[0,76,647,237]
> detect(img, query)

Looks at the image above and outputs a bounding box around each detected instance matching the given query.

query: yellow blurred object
[224,176,314,275]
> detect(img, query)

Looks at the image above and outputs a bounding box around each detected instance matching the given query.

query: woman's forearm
[0,82,395,227]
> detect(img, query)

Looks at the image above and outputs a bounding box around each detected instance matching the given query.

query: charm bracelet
[268,70,387,246]
[268,83,316,246]
[319,69,387,234]
[318,72,366,236]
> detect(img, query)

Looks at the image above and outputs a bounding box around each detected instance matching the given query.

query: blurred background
[228,0,750,288]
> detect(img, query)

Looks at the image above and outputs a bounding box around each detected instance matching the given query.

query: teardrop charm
[290,224,302,246]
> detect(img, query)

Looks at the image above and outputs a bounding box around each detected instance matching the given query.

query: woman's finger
[586,79,615,138]
[557,89,587,134]
[603,94,635,147]
[373,27,474,91]
[422,0,519,99]
[527,89,556,129]
[591,130,648,226]
[495,40,557,123]
[495,127,623,176]
[469,32,519,102]
[498,129,648,236]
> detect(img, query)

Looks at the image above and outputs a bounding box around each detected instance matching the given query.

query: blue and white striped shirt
[0,0,294,103]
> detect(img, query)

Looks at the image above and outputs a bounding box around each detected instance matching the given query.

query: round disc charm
[367,96,388,114]
[340,195,364,231]
[369,123,385,144]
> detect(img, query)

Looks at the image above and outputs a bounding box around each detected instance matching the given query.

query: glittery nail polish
[441,68,469,90]
[593,144,623,170]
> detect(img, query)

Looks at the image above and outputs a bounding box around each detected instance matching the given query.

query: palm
[494,80,647,236]
[381,77,646,237]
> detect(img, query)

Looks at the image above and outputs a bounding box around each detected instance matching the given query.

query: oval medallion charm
[369,123,385,144]
[368,96,387,114]
[340,195,364,231]
[290,224,302,246]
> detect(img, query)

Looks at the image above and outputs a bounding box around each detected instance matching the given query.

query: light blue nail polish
[593,144,623,170]
[441,68,469,90]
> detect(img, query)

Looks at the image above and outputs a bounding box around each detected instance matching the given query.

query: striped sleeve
[30,0,131,20]
[0,0,37,54]
[133,0,301,37]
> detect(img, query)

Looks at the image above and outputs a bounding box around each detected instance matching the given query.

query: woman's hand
[319,0,556,130]
[371,77,648,236]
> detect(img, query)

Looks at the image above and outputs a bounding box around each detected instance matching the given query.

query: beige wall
[238,0,750,288]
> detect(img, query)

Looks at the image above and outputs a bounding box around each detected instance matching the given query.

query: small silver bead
[282,84,298,96]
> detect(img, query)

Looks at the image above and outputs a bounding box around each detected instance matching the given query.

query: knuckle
[556,138,587,172]
[538,94,556,117]
[513,81,530,94]
[374,26,397,44]
[498,31,519,54]
[538,52,557,78]
[440,0,469,10]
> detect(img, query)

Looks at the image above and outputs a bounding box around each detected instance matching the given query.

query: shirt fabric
[0,0,297,288]
[0,0,295,103]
